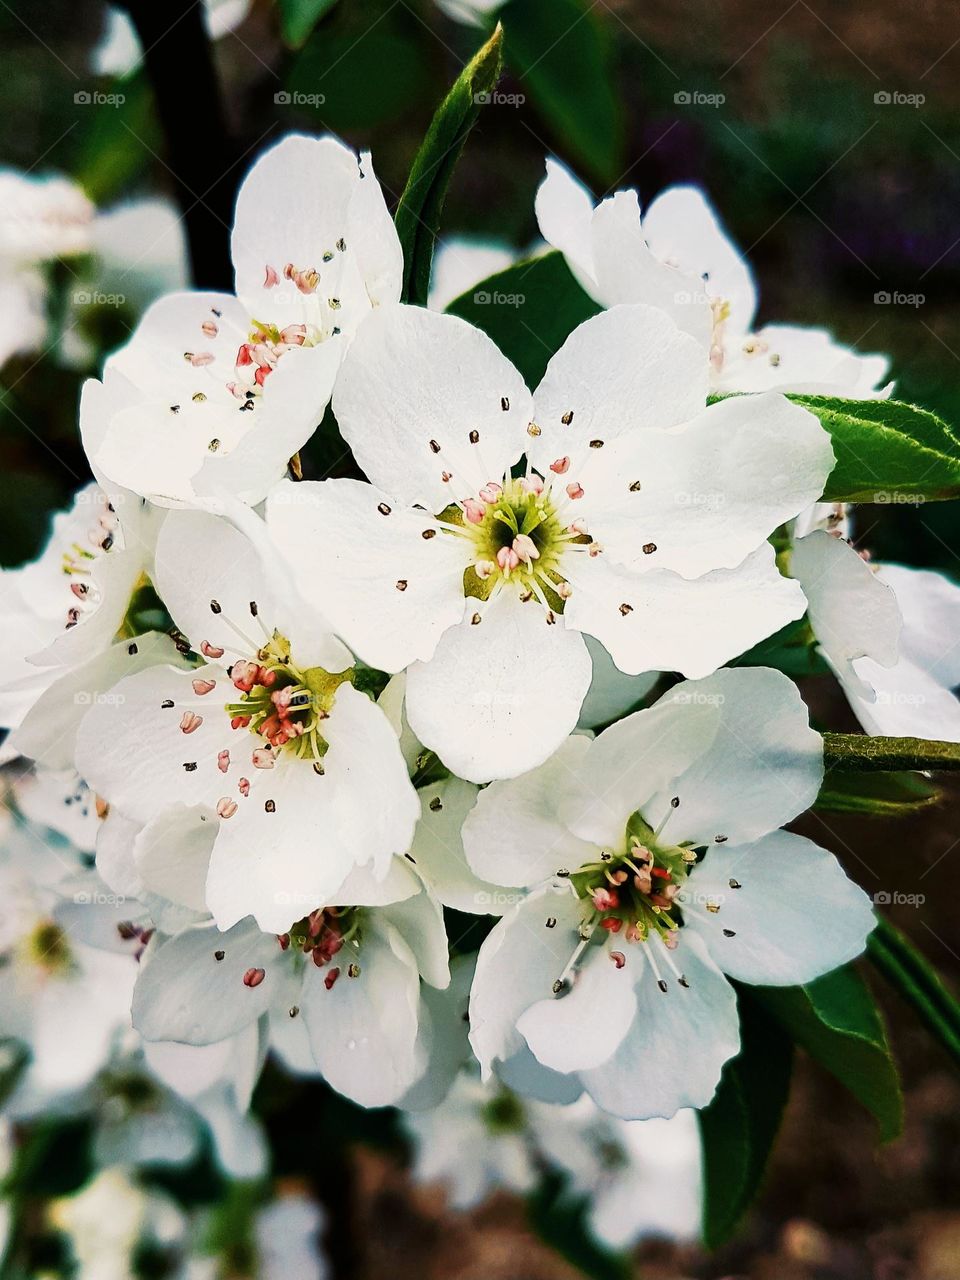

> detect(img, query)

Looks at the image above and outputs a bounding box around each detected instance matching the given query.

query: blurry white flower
[93,1,253,77]
[464,667,875,1118]
[536,158,891,398]
[428,236,515,311]
[792,528,960,740]
[83,134,402,506]
[267,302,830,781]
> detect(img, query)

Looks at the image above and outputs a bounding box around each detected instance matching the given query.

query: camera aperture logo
[74,90,125,108]
[473,289,524,309]
[275,90,326,107]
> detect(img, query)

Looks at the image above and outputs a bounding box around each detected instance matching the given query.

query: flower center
[278,905,364,992]
[223,631,353,769]
[24,920,74,975]
[228,316,322,402]
[443,474,595,613]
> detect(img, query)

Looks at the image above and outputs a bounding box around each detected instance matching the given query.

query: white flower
[463,667,875,1119]
[255,1194,329,1280]
[536,158,891,398]
[74,507,419,934]
[405,1072,702,1247]
[792,527,960,740]
[83,134,402,506]
[434,0,507,26]
[131,856,450,1109]
[267,302,831,781]
[0,484,159,741]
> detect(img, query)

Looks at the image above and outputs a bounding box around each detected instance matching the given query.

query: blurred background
[1,0,959,1276]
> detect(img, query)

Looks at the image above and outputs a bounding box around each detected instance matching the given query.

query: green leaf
[823,731,960,773]
[527,1171,631,1280]
[815,768,940,816]
[446,250,600,388]
[868,918,960,1070]
[752,966,903,1142]
[278,0,339,48]
[730,617,829,677]
[789,396,960,503]
[499,0,623,184]
[394,27,504,307]
[698,993,793,1249]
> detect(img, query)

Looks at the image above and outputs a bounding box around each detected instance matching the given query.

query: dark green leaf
[527,1171,631,1280]
[446,250,600,388]
[868,917,960,1070]
[789,396,960,503]
[823,731,960,773]
[395,27,503,307]
[499,0,623,184]
[698,993,793,1249]
[277,0,339,49]
[815,768,940,817]
[752,966,903,1142]
[730,617,829,677]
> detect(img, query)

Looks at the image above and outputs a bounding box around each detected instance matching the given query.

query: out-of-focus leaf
[498,0,623,184]
[288,2,432,133]
[791,396,960,503]
[395,26,503,306]
[446,249,599,387]
[815,768,940,816]
[277,0,339,49]
[731,617,829,677]
[698,992,792,1249]
[73,74,160,203]
[527,1171,631,1280]
[752,965,903,1142]
[868,918,960,1070]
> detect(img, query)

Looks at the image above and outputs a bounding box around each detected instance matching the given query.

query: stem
[867,918,960,1069]
[823,731,960,773]
[116,0,236,289]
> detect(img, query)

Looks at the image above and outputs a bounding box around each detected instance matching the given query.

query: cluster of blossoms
[2,130,959,1255]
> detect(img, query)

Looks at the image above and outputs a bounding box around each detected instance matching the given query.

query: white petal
[566,542,807,679]
[580,933,739,1119]
[331,304,532,511]
[408,776,513,914]
[878,563,960,688]
[646,666,823,847]
[717,324,891,398]
[461,735,595,887]
[792,530,901,695]
[133,804,217,912]
[845,654,960,742]
[517,940,639,1072]
[585,392,835,577]
[590,193,713,345]
[641,184,757,336]
[534,158,599,294]
[529,304,707,478]
[558,687,722,848]
[349,150,404,309]
[684,830,875,984]
[468,880,585,1077]
[380,885,450,989]
[266,477,468,672]
[14,632,184,772]
[132,920,282,1045]
[405,593,592,784]
[578,634,660,730]
[495,1045,585,1104]
[301,918,422,1107]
